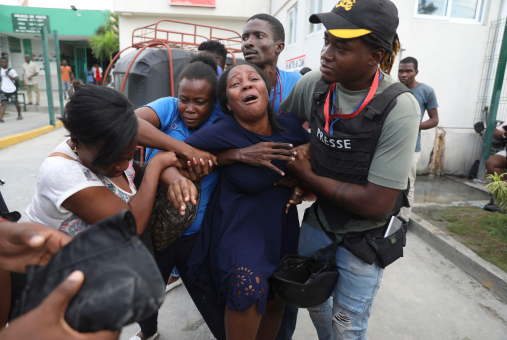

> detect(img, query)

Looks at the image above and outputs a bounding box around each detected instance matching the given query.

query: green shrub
[486,173,507,212]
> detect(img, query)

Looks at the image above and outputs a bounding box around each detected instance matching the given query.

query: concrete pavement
[2,128,507,340]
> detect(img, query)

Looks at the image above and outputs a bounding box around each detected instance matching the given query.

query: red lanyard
[271,71,282,114]
[0,217,7,223]
[324,68,380,134]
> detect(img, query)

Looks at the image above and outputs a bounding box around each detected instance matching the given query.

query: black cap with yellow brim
[310,0,399,45]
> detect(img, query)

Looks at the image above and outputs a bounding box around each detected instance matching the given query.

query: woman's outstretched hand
[231,142,296,176]
[285,186,304,213]
[167,177,198,215]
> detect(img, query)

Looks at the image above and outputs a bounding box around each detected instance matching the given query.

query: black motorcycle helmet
[272,242,339,308]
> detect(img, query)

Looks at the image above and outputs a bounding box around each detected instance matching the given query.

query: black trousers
[138,233,226,340]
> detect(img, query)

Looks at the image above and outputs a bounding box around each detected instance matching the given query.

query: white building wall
[273,0,503,176]
[114,0,271,57]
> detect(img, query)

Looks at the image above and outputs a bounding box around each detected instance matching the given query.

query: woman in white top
[23,84,184,238]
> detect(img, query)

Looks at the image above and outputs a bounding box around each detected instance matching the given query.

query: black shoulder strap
[364,82,414,120]
[312,79,331,103]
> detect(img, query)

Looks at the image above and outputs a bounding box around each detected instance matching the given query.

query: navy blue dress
[185,113,309,315]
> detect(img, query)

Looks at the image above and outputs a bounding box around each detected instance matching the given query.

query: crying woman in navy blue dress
[175,63,309,339]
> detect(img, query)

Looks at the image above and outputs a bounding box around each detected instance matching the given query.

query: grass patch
[443,215,458,222]
[415,206,507,273]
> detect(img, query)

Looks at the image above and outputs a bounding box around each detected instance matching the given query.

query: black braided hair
[177,53,218,103]
[246,14,285,43]
[218,63,287,133]
[361,33,401,74]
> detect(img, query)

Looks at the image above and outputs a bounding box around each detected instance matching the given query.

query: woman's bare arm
[62,152,179,236]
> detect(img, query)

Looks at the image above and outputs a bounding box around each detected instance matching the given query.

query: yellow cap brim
[328,29,371,39]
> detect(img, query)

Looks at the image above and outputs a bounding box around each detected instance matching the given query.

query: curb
[410,212,507,302]
[0,121,63,149]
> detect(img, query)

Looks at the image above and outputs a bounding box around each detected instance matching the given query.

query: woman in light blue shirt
[132,54,224,340]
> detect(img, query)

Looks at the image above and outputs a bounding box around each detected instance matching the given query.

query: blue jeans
[298,222,384,340]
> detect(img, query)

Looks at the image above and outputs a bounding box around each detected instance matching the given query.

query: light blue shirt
[143,97,223,235]
[410,83,438,152]
[271,67,302,114]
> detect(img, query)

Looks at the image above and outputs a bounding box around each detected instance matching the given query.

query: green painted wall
[0,5,109,36]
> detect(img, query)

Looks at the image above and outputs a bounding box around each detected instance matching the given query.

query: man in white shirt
[0,57,22,122]
[22,54,40,105]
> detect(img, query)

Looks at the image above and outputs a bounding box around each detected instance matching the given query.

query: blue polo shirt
[270,67,302,114]
[143,97,223,235]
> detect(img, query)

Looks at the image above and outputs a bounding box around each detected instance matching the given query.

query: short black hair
[218,63,286,133]
[300,67,311,76]
[61,85,138,168]
[400,57,418,71]
[198,40,228,69]
[246,14,285,43]
[1,52,8,57]
[0,57,7,62]
[177,53,218,103]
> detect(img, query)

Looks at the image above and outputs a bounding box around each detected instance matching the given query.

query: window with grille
[8,37,22,53]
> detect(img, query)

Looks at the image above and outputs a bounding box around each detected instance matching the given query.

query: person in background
[299,67,311,76]
[92,62,103,86]
[242,14,301,115]
[1,53,9,67]
[60,60,72,100]
[0,57,22,122]
[398,56,439,221]
[22,54,40,105]
[0,218,120,340]
[87,66,95,84]
[198,40,227,78]
[486,121,507,180]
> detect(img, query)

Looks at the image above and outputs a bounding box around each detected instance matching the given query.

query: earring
[73,146,77,153]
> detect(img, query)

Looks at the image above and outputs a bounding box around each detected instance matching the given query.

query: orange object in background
[60,65,72,82]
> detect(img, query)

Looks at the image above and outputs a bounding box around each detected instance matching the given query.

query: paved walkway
[0,89,64,139]
[1,129,506,340]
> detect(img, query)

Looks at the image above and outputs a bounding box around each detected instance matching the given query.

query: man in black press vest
[282,0,420,338]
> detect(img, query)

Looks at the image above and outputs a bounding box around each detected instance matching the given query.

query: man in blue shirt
[242,14,302,114]
[398,57,439,221]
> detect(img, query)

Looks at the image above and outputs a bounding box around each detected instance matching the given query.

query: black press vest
[309,80,413,231]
